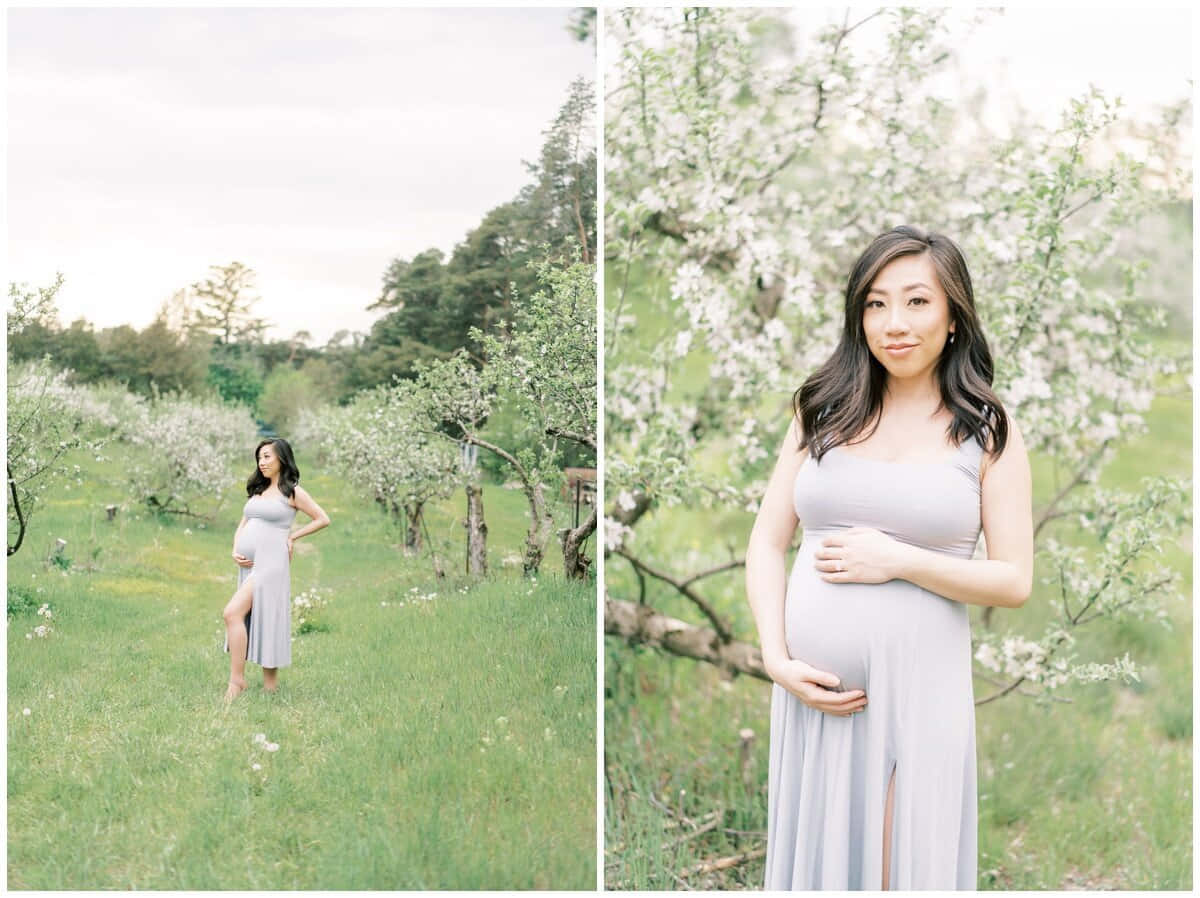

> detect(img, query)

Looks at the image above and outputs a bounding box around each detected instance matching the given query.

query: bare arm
[745,417,807,673]
[288,486,331,541]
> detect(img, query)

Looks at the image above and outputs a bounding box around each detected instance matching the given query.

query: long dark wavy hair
[793,225,1009,461]
[246,438,301,499]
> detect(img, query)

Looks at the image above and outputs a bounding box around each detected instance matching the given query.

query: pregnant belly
[235,531,255,561]
[783,542,969,693]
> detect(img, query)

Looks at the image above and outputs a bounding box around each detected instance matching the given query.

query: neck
[884,371,941,410]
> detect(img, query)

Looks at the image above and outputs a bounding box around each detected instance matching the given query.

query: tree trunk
[604,595,768,680]
[7,463,26,557]
[522,481,555,577]
[560,504,596,579]
[403,500,424,553]
[464,483,487,576]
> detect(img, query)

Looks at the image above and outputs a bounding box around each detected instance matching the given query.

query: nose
[884,306,911,335]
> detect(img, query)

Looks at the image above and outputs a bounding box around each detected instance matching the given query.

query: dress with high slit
[765,435,982,889]
[223,492,296,669]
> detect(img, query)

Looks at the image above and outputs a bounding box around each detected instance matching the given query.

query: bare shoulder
[289,484,311,506]
[785,414,809,463]
[981,409,1028,481]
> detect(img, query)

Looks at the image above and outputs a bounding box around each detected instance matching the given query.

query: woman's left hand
[814,527,909,584]
[287,536,295,560]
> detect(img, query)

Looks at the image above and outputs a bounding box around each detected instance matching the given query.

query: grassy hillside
[8,446,595,889]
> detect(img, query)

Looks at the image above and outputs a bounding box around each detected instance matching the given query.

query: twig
[975,675,1026,707]
[679,847,767,878]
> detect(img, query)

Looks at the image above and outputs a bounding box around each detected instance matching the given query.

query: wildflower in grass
[22,708,31,716]
[553,685,568,696]
[252,762,262,771]
[25,633,32,640]
[544,727,555,740]
[496,716,508,726]
[254,733,267,745]
[265,742,279,752]
[34,625,51,638]
[37,603,52,619]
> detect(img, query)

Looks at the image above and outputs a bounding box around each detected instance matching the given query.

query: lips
[884,343,917,355]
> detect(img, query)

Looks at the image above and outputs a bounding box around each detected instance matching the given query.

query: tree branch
[613,550,733,642]
[605,594,766,678]
[545,426,596,451]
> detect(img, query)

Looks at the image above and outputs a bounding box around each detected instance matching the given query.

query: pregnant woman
[223,438,330,701]
[745,226,1033,889]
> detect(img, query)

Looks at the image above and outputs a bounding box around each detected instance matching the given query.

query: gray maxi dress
[224,492,297,669]
[766,435,982,889]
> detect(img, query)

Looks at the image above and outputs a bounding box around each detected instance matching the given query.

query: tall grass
[8,448,595,889]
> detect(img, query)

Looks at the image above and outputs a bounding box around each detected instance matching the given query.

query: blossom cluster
[125,393,258,517]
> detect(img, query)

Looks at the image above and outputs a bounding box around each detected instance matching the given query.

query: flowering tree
[7,277,96,556]
[604,8,1190,704]
[341,382,461,558]
[412,351,560,577]
[476,253,598,578]
[127,394,259,519]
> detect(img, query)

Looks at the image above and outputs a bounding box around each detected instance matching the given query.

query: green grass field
[8,446,596,889]
[605,251,1192,888]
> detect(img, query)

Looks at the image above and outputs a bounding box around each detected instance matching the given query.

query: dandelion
[22,708,31,716]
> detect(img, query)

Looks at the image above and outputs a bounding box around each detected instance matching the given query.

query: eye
[909,297,928,305]
[865,299,884,309]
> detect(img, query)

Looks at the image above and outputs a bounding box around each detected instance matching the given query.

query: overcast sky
[7,6,594,343]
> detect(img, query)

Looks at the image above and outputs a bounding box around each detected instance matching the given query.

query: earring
[949,332,956,344]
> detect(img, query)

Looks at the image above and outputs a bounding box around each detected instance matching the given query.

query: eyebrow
[867,282,931,296]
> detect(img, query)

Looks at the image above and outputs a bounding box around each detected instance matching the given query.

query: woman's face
[257,444,280,479]
[861,252,955,383]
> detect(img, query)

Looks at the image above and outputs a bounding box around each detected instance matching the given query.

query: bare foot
[224,677,248,702]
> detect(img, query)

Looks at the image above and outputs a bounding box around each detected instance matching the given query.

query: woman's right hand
[767,657,867,717]
[232,552,253,568]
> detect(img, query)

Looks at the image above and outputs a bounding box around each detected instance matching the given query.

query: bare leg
[882,762,897,889]
[222,577,255,701]
[263,667,279,692]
